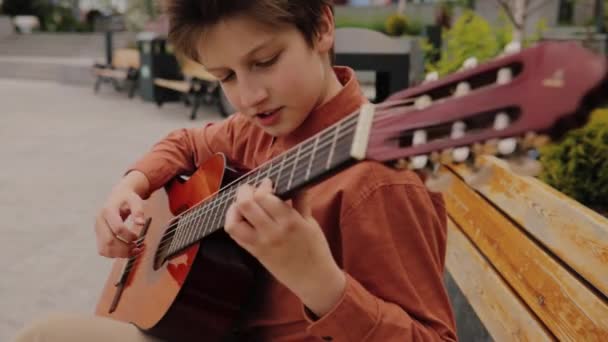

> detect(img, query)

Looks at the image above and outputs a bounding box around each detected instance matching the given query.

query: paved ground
[0,78,222,341]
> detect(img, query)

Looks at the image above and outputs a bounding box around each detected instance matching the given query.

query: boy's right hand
[94,184,146,259]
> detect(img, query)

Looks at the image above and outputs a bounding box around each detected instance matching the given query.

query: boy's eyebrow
[205,37,276,72]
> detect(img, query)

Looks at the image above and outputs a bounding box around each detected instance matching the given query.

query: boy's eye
[221,72,235,83]
[255,54,279,68]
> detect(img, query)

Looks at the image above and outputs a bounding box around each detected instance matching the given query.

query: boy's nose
[238,81,268,112]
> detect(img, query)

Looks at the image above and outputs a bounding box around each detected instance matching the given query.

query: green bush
[422,10,512,76]
[335,12,423,37]
[335,16,386,34]
[539,108,608,212]
[39,5,88,32]
[422,9,548,76]
[385,13,407,37]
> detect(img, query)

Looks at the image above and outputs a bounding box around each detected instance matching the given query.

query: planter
[13,15,40,34]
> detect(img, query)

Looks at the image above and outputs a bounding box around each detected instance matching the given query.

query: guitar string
[124,101,420,269]
[122,113,361,269]
[131,116,356,259]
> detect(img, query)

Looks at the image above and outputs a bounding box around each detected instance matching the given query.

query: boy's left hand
[224,178,346,317]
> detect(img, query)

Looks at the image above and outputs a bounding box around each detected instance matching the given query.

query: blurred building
[78,0,127,12]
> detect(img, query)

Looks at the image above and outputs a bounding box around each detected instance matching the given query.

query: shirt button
[322,337,333,341]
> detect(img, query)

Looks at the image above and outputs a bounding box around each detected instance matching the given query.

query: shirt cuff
[303,272,380,341]
[125,160,176,198]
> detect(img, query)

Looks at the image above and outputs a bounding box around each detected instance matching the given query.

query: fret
[287,145,302,190]
[193,206,206,240]
[305,136,319,181]
[291,142,316,188]
[183,212,196,247]
[326,124,340,170]
[277,151,297,193]
[191,206,205,241]
[173,219,187,254]
[274,155,286,192]
[198,203,213,244]
[206,199,221,236]
[167,219,180,255]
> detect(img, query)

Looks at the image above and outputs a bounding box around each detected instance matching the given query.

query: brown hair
[164,0,334,63]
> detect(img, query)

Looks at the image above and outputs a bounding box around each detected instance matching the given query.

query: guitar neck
[166,110,363,257]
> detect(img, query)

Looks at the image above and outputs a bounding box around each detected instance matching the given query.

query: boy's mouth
[256,107,283,126]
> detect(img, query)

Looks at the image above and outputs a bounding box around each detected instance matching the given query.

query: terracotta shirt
[129,67,457,341]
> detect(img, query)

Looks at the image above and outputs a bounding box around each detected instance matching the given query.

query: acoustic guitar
[95,42,608,341]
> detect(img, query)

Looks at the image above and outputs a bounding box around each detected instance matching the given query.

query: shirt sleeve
[304,181,457,341]
[126,115,240,197]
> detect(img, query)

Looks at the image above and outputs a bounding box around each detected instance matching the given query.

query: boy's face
[199,11,336,137]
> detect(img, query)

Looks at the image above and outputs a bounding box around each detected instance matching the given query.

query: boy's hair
[164,0,334,63]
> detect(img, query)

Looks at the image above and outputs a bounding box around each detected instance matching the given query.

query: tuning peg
[504,41,522,55]
[498,138,518,155]
[450,121,470,162]
[462,57,478,70]
[497,68,513,85]
[414,95,432,110]
[410,155,430,169]
[490,111,518,154]
[424,71,439,83]
[408,129,429,169]
[454,82,471,97]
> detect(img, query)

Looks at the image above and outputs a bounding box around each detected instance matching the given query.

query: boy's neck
[317,65,345,109]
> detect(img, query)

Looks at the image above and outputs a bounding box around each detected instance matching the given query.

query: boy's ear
[315,5,335,54]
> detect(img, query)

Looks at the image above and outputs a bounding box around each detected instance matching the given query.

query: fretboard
[165,110,361,257]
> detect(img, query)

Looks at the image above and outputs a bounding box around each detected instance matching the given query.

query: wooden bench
[93,48,140,98]
[154,55,233,120]
[427,156,608,341]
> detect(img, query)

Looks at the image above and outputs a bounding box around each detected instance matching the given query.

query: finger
[236,185,276,229]
[224,202,246,227]
[102,207,138,243]
[292,189,312,218]
[95,216,133,258]
[258,178,274,193]
[224,205,257,249]
[125,193,146,225]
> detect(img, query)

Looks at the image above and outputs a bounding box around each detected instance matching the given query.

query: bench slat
[446,219,554,341]
[449,156,608,298]
[154,79,190,93]
[93,68,128,79]
[432,166,608,340]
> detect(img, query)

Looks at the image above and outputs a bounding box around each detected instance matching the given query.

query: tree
[494,0,552,43]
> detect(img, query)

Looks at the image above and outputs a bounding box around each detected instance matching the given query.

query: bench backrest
[113,48,140,69]
[176,54,217,82]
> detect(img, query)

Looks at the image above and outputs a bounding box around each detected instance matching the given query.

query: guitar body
[95,154,258,341]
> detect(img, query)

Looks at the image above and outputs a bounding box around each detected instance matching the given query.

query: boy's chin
[260,125,291,138]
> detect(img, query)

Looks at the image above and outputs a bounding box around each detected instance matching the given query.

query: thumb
[292,189,312,218]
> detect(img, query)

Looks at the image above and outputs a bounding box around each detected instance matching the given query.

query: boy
[15,1,457,341]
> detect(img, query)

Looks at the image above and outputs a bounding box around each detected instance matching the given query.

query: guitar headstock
[365,41,608,170]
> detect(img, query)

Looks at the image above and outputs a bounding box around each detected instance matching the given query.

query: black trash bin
[137,33,182,104]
